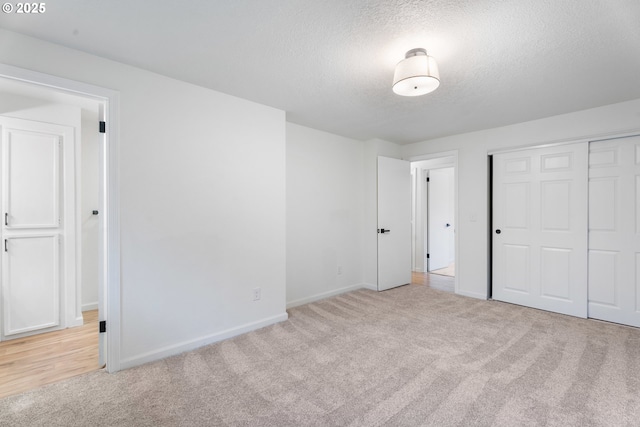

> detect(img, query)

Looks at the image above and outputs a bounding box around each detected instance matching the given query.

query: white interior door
[588,135,640,327]
[1,117,76,340]
[378,156,411,291]
[428,167,454,271]
[492,143,588,318]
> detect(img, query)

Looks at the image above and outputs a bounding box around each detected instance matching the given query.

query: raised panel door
[493,143,588,317]
[588,135,640,327]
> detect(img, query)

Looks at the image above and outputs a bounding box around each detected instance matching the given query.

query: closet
[492,134,640,328]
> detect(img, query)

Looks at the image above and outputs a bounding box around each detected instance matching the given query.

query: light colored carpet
[1,285,639,426]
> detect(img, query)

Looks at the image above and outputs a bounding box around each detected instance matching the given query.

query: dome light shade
[392,48,440,96]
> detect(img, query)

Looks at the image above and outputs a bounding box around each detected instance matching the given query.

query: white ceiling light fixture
[392,48,440,97]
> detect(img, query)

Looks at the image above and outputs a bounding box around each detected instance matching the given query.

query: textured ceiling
[1,0,639,144]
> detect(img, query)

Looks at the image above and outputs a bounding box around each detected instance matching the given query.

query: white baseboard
[413,268,424,273]
[286,284,369,309]
[82,302,98,312]
[69,316,84,328]
[456,289,487,300]
[362,283,377,291]
[119,312,288,370]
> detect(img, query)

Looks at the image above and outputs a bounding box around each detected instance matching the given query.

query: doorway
[426,167,455,276]
[0,64,121,395]
[0,117,79,340]
[410,153,458,292]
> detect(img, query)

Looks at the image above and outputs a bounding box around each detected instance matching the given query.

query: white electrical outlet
[252,287,261,301]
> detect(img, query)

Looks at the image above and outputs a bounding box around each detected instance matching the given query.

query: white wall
[0,94,81,128]
[0,29,287,369]
[401,98,640,299]
[81,112,99,311]
[286,123,365,306]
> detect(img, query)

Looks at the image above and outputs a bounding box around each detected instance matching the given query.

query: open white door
[377,156,411,291]
[493,143,588,318]
[428,167,454,271]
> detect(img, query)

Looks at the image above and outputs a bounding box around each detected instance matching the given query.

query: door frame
[0,63,122,372]
[408,151,459,294]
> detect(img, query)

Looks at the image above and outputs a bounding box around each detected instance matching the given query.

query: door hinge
[99,121,106,134]
[426,177,430,182]
[426,254,430,258]
[99,320,106,333]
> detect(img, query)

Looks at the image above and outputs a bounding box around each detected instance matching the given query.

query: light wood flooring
[0,310,101,399]
[430,262,455,277]
[412,271,455,293]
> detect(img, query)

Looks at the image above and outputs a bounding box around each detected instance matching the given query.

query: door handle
[495,229,501,234]
[445,223,451,227]
[4,239,7,252]
[4,213,7,226]
[378,228,391,234]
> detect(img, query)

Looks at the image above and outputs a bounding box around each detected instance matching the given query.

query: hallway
[0,310,101,398]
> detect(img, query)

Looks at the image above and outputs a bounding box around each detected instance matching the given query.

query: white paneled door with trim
[377,156,411,291]
[588,135,640,327]
[492,143,588,318]
[0,117,77,341]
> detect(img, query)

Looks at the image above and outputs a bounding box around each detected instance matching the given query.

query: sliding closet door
[588,135,640,327]
[493,143,588,318]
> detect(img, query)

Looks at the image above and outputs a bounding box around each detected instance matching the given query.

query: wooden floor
[430,262,455,277]
[412,271,455,293]
[0,310,101,399]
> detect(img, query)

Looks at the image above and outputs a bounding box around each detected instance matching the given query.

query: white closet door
[588,135,640,327]
[493,143,588,318]
[1,127,62,336]
[0,117,76,340]
[3,235,60,335]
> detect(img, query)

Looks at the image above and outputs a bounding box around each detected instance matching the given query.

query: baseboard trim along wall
[287,284,370,309]
[361,283,377,291]
[82,302,99,312]
[457,289,486,300]
[119,312,289,370]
